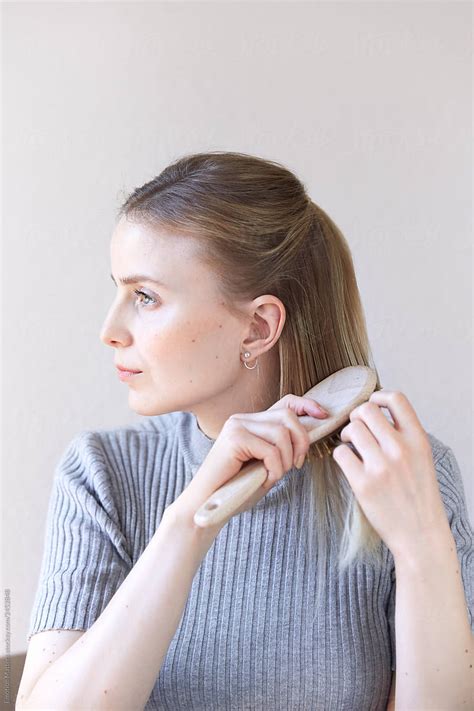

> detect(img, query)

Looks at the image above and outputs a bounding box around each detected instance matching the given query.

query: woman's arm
[393,522,473,710]
[20,508,219,711]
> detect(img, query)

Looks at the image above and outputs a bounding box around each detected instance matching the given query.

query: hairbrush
[193,365,378,529]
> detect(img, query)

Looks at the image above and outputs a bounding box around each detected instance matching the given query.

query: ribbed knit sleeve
[27,431,133,643]
[387,445,474,671]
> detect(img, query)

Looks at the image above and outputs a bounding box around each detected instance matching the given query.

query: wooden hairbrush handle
[193,365,378,528]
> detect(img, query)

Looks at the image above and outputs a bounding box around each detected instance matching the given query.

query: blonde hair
[118,151,385,611]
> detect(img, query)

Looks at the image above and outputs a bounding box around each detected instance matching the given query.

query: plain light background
[2,1,472,655]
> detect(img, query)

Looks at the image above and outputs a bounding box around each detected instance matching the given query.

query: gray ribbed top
[27,411,474,710]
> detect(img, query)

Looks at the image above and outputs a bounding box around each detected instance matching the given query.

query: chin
[129,405,163,417]
[128,398,176,418]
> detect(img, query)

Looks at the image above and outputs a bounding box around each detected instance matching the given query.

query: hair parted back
[117,150,387,612]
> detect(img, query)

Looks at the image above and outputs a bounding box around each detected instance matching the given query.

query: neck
[190,354,280,441]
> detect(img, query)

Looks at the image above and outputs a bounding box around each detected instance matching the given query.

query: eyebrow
[110,273,166,286]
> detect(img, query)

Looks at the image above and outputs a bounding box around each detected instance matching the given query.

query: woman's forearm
[22,508,218,710]
[393,520,473,710]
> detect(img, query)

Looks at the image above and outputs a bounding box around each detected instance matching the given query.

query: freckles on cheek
[186,319,228,361]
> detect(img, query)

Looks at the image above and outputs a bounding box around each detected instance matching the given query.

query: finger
[332,441,365,483]
[349,401,400,454]
[242,420,295,475]
[339,420,386,468]
[232,409,311,468]
[230,423,284,488]
[368,389,423,437]
[267,395,329,418]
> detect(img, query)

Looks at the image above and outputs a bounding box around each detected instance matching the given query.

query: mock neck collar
[178,410,302,501]
[179,411,216,473]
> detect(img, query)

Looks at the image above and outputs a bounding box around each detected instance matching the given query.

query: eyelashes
[133,289,158,307]
[111,284,159,308]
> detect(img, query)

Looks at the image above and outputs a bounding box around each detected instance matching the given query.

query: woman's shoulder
[80,411,208,476]
[51,412,194,516]
[78,410,188,452]
[55,411,191,490]
[426,431,450,463]
[426,431,471,528]
[426,430,465,483]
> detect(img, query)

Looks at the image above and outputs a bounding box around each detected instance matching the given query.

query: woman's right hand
[167,394,329,536]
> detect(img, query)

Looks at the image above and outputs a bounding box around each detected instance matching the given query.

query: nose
[99,308,131,348]
[99,322,113,347]
[100,322,117,348]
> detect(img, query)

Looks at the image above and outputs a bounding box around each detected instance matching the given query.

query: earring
[242,351,258,370]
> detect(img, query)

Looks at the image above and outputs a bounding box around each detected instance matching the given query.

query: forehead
[110,216,216,288]
[111,216,201,262]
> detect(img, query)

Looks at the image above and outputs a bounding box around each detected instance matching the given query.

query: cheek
[143,323,212,362]
[142,308,237,364]
[187,321,238,364]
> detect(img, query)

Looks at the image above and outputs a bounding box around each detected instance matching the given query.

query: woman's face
[100,216,282,429]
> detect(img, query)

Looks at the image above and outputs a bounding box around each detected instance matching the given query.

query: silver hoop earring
[242,351,258,370]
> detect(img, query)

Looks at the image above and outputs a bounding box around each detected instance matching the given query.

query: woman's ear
[241,296,286,356]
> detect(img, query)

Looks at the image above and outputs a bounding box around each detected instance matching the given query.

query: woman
[18,152,473,710]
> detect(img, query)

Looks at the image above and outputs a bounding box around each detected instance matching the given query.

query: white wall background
[2,1,472,654]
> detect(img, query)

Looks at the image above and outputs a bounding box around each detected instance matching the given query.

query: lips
[116,365,142,374]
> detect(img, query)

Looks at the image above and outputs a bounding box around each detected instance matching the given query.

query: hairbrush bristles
[311,422,360,460]
[313,426,346,459]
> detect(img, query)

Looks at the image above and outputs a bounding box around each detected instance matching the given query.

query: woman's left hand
[332,388,450,560]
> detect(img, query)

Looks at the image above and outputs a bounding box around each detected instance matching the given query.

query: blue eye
[133,289,157,307]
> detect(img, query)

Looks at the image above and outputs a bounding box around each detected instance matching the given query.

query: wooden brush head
[193,365,379,529]
[298,365,379,459]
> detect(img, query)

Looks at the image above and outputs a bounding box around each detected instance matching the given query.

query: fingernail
[311,401,328,415]
[315,407,329,417]
[296,454,305,469]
